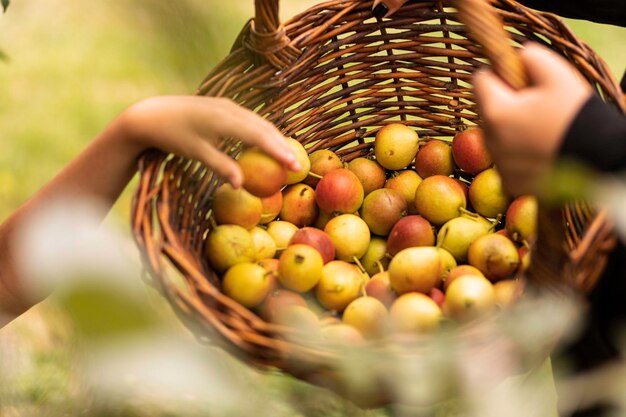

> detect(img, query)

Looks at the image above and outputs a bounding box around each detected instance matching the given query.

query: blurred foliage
[0,1,624,416]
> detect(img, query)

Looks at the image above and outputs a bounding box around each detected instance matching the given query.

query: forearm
[0,112,145,320]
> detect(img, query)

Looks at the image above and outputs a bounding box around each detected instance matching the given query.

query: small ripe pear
[414,175,466,226]
[469,168,511,219]
[359,236,390,277]
[285,138,311,184]
[315,168,364,214]
[278,244,324,292]
[265,220,299,254]
[505,195,538,244]
[316,261,364,312]
[212,183,263,229]
[451,128,492,175]
[238,148,287,197]
[259,191,283,224]
[280,183,318,227]
[360,188,407,236]
[444,275,496,323]
[385,170,423,214]
[390,292,442,333]
[325,214,371,261]
[305,149,343,188]
[388,247,441,294]
[365,271,397,307]
[343,297,389,339]
[467,233,520,281]
[222,262,274,308]
[374,123,420,170]
[436,212,491,262]
[415,140,455,178]
[206,224,255,273]
[347,157,387,195]
[386,215,435,256]
[249,227,277,260]
[289,227,335,264]
[444,264,485,290]
[258,289,307,322]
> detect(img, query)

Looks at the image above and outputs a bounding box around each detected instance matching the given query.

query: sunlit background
[1,0,625,416]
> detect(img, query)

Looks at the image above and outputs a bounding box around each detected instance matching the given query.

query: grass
[0,1,623,416]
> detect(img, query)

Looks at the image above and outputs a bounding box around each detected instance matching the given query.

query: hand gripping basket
[131,0,625,407]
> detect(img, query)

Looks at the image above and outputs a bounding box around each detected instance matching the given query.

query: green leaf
[1,0,8,13]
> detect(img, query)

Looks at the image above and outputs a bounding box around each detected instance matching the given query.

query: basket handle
[449,0,528,90]
[246,0,300,69]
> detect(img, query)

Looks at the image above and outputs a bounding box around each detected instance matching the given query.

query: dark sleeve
[519,0,626,27]
[558,94,626,172]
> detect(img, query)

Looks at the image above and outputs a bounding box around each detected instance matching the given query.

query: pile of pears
[206,123,537,345]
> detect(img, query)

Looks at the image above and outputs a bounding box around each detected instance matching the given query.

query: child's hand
[120,96,300,188]
[473,43,592,196]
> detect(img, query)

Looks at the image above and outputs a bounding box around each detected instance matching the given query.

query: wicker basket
[131,0,625,407]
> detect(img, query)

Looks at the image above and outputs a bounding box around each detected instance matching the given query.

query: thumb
[519,43,580,88]
[472,68,516,118]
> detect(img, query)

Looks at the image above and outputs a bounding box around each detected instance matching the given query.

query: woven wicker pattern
[131,0,625,401]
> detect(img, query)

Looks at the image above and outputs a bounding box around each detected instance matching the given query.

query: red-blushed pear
[259,191,283,224]
[249,227,277,260]
[429,287,446,308]
[206,224,255,273]
[388,247,441,294]
[493,279,524,309]
[280,183,318,227]
[238,147,287,197]
[289,227,335,264]
[316,261,364,312]
[315,168,364,214]
[285,138,311,184]
[386,215,435,256]
[415,140,455,178]
[305,149,343,188]
[278,244,324,292]
[324,214,371,262]
[265,220,299,255]
[436,211,492,262]
[414,175,466,226]
[467,233,520,281]
[451,128,493,175]
[359,236,390,277]
[385,170,423,215]
[374,123,420,170]
[444,264,485,290]
[212,183,263,229]
[343,297,389,339]
[258,289,307,322]
[320,323,365,346]
[365,271,397,307]
[359,188,407,236]
[347,157,387,196]
[444,275,496,323]
[389,292,442,333]
[222,262,274,309]
[469,168,511,219]
[505,195,538,244]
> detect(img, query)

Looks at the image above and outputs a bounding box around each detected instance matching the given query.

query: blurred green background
[0,0,624,415]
